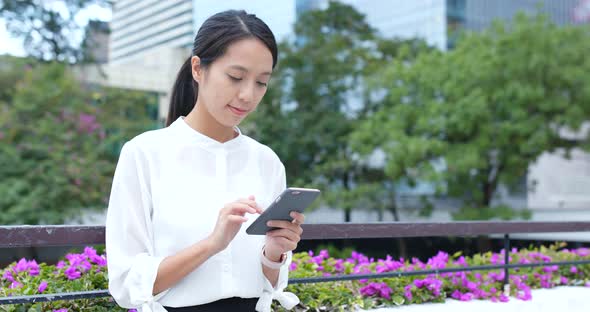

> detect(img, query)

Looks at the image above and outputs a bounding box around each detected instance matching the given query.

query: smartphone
[245,187,320,235]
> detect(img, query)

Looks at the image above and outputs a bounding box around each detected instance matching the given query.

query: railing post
[503,233,510,296]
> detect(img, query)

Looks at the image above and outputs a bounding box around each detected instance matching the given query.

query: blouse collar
[171,116,245,152]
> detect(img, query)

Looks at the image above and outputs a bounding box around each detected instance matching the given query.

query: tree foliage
[0,58,158,224]
[352,14,590,219]
[0,0,110,62]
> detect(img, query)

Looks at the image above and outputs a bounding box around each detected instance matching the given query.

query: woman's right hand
[207,195,262,253]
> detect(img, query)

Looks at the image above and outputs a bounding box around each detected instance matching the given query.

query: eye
[257,81,268,87]
[227,74,242,82]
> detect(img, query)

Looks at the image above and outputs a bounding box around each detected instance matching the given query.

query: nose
[238,82,255,104]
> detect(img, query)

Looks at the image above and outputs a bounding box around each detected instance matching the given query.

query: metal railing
[2,221,590,305]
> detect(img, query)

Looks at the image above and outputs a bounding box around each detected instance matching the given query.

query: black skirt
[164,297,259,312]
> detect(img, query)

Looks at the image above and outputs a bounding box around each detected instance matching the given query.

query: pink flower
[459,292,474,301]
[2,269,14,282]
[360,282,392,300]
[560,276,568,284]
[56,261,66,269]
[64,266,81,280]
[38,281,48,293]
[575,248,590,257]
[78,113,101,134]
[28,260,40,276]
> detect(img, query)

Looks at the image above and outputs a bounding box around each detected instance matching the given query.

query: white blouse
[105,116,299,312]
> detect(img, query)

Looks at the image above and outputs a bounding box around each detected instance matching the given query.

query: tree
[0,59,158,224]
[352,14,590,220]
[0,0,110,63]
[247,1,430,221]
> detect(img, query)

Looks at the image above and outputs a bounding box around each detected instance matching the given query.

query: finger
[267,220,303,235]
[266,228,301,243]
[290,211,305,224]
[227,215,248,223]
[226,203,257,215]
[236,198,262,213]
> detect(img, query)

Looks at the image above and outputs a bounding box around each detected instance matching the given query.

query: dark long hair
[166,10,278,126]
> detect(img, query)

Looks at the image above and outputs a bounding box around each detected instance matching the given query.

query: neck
[185,103,236,143]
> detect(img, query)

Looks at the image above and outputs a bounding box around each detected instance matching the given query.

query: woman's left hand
[263,211,305,262]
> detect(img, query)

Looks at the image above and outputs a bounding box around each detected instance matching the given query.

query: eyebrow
[229,65,272,76]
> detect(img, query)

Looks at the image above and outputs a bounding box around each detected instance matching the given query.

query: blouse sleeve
[105,141,169,312]
[256,163,300,312]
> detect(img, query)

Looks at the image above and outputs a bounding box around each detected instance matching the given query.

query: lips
[228,105,249,116]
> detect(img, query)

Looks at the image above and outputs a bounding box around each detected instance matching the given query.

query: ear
[191,56,202,83]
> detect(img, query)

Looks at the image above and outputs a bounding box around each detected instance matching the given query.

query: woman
[106,10,304,312]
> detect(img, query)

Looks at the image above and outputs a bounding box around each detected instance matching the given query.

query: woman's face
[191,38,273,128]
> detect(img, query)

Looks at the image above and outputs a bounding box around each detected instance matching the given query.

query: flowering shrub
[0,246,123,311]
[1,243,589,311]
[280,242,590,311]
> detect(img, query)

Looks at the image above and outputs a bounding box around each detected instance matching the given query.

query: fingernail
[267,221,272,226]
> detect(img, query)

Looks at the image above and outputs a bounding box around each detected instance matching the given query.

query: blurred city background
[1,0,589,263]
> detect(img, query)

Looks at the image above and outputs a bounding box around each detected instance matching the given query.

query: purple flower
[560,276,568,284]
[14,258,28,273]
[460,292,474,301]
[376,256,404,273]
[570,266,578,274]
[64,266,81,280]
[78,113,101,134]
[38,281,48,293]
[289,262,298,271]
[333,259,345,272]
[542,265,558,273]
[454,256,468,267]
[90,254,107,267]
[427,251,449,269]
[404,284,413,301]
[575,248,590,257]
[490,253,500,265]
[360,282,392,300]
[516,289,532,301]
[84,247,97,258]
[28,260,39,276]
[2,269,14,282]
[54,309,68,312]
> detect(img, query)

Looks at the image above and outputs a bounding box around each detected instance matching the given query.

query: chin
[221,116,246,128]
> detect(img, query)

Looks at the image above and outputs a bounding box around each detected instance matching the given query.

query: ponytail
[166,56,197,127]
